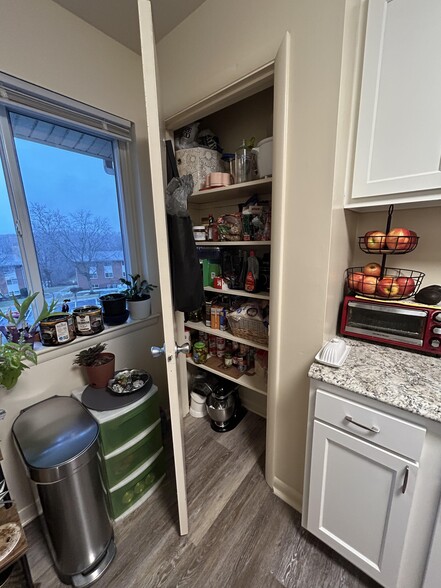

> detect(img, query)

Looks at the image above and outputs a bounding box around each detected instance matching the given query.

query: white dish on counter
[315,337,350,368]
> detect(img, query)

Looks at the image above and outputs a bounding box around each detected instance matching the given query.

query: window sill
[34,313,161,365]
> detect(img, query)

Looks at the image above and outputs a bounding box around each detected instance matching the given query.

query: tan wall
[0,0,166,521]
[157,0,347,507]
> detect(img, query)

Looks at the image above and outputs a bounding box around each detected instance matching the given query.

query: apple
[347,271,364,291]
[385,228,417,251]
[396,276,416,296]
[359,275,378,295]
[376,277,401,298]
[364,230,387,250]
[363,262,382,277]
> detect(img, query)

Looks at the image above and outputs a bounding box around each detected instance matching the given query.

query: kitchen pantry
[140,22,293,534]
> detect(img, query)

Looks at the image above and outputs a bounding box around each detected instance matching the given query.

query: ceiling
[52,0,206,53]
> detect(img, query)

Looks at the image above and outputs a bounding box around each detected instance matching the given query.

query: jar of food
[193,341,207,364]
[193,225,206,241]
[224,352,233,368]
[236,354,247,373]
[216,336,226,358]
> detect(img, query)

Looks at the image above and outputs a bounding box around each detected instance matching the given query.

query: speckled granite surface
[308,338,441,423]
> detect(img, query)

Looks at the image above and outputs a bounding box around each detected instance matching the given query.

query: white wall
[157,0,347,507]
[0,0,166,521]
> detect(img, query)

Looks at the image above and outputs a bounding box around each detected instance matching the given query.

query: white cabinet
[303,386,426,587]
[348,0,441,208]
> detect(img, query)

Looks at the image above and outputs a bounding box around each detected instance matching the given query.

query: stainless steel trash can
[12,396,115,587]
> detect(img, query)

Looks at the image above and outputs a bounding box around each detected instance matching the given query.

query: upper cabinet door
[351,0,441,202]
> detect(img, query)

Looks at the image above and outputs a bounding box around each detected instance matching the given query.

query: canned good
[209,335,217,355]
[237,354,247,373]
[40,314,76,346]
[193,341,207,364]
[216,336,226,358]
[72,305,104,336]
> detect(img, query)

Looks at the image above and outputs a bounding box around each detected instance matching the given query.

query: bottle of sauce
[245,250,259,293]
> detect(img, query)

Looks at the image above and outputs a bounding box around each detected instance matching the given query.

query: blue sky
[1,138,121,234]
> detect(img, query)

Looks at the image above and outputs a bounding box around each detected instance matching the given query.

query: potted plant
[99,292,127,322]
[0,340,37,391]
[0,293,58,345]
[120,274,157,320]
[73,342,115,389]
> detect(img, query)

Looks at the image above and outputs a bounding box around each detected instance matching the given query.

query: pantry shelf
[203,286,270,300]
[196,241,271,247]
[190,178,272,204]
[186,357,268,395]
[186,320,269,351]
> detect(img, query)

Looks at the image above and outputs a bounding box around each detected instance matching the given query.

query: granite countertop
[308,339,441,424]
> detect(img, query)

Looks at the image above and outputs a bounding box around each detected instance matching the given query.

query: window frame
[0,73,142,322]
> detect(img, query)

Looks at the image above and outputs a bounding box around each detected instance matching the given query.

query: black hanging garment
[165,140,205,312]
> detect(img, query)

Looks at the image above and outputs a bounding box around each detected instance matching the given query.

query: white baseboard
[273,476,303,513]
[20,501,39,526]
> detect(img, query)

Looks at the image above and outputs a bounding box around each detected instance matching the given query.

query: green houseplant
[0,341,37,391]
[0,293,57,390]
[120,274,156,320]
[73,342,115,389]
[0,293,57,345]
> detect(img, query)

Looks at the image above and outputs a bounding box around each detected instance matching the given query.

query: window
[0,73,136,318]
[104,264,114,278]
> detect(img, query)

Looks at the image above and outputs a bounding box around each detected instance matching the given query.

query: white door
[307,421,417,587]
[351,0,441,199]
[137,0,189,535]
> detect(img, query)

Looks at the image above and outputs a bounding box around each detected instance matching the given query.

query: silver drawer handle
[345,415,380,433]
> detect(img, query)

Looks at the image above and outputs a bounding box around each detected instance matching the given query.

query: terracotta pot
[85,353,115,389]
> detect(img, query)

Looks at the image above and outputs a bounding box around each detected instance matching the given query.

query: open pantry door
[137,0,189,536]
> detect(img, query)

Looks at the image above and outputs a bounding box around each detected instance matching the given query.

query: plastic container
[96,387,159,455]
[99,421,162,488]
[245,250,259,292]
[106,449,166,520]
[190,391,207,418]
[193,226,206,241]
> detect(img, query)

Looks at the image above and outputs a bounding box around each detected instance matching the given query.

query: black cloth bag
[167,213,205,312]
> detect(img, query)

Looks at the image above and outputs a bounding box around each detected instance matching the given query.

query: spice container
[193,226,206,241]
[193,341,207,364]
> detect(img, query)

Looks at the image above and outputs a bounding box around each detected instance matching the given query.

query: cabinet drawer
[107,449,166,520]
[314,389,425,461]
[99,390,159,455]
[100,421,162,489]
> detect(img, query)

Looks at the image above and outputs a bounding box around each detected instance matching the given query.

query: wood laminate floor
[23,412,380,588]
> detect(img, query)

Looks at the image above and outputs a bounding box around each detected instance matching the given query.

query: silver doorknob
[151,344,165,359]
[175,342,190,355]
[151,342,190,359]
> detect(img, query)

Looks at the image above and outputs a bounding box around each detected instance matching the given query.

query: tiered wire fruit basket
[346,205,425,301]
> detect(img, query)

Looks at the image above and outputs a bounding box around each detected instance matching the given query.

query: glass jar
[193,341,207,364]
[234,140,254,183]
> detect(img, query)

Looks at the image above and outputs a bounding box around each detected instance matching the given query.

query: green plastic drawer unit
[98,386,159,455]
[108,448,166,520]
[100,420,162,489]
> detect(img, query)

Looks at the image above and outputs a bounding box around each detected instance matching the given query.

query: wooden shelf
[186,357,267,395]
[186,320,268,351]
[196,241,271,247]
[204,286,270,300]
[190,178,272,204]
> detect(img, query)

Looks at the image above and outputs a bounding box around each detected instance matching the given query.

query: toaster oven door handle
[345,415,380,434]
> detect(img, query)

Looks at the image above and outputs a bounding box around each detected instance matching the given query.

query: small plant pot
[127,297,151,321]
[85,352,115,389]
[99,293,126,317]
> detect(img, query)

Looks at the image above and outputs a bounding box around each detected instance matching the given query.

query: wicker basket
[227,311,268,345]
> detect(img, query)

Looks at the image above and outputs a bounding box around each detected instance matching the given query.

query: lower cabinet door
[306,421,418,587]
